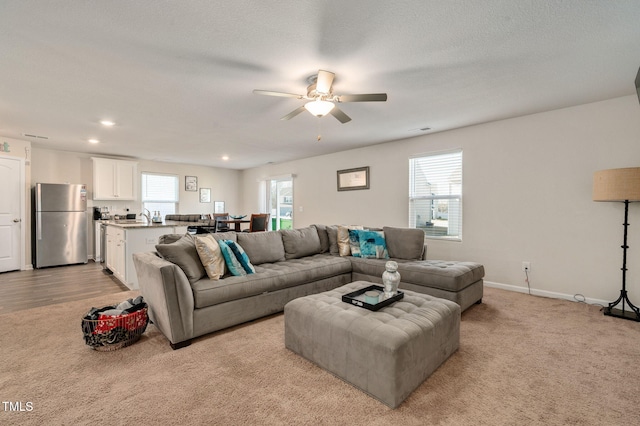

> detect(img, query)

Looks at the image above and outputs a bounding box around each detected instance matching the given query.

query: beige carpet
[1,287,639,425]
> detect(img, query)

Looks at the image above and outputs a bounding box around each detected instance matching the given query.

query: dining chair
[243,213,270,232]
[212,213,230,232]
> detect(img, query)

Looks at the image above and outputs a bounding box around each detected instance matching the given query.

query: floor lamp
[593,167,640,321]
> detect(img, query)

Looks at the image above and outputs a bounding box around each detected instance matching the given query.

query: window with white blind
[141,172,179,218]
[409,150,462,240]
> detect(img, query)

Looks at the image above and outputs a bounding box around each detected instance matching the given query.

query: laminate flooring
[0,261,129,315]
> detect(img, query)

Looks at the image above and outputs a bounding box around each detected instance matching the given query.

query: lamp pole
[603,200,640,321]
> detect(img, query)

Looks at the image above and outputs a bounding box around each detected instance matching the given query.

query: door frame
[0,155,26,271]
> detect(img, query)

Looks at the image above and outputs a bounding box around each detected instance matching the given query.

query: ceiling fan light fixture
[304,100,335,117]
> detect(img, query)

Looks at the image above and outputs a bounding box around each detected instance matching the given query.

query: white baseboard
[484,281,609,307]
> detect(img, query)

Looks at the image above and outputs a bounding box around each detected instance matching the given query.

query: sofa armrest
[133,252,195,345]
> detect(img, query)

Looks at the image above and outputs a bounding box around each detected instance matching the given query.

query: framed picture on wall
[337,166,370,191]
[199,188,211,203]
[214,201,225,213]
[185,176,197,191]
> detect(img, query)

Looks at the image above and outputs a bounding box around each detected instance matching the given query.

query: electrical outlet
[522,261,531,272]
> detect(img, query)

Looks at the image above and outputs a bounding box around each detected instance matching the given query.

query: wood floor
[0,261,130,315]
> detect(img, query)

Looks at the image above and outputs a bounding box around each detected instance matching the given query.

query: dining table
[218,219,250,232]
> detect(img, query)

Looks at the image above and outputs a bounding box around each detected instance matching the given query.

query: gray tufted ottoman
[284,281,461,408]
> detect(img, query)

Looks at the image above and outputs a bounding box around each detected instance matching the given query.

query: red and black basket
[82,305,149,351]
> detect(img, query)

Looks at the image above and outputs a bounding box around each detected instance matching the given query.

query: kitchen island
[102,220,192,289]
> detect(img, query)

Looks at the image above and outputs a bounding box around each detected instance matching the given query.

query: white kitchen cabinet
[92,157,138,200]
[105,225,126,283]
[104,224,184,290]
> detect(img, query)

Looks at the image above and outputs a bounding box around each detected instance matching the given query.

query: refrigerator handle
[35,184,42,240]
[37,212,42,240]
[36,184,42,211]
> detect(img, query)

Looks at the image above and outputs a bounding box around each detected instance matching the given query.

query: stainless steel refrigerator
[34,183,88,268]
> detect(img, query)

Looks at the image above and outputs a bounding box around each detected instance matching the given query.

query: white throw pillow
[194,234,226,280]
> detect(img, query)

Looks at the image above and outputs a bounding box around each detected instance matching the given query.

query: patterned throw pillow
[348,229,363,257]
[194,234,226,280]
[218,240,255,276]
[226,240,255,274]
[358,230,389,259]
[337,225,364,256]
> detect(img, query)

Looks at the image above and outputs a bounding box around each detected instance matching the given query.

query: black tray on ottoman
[341,284,404,311]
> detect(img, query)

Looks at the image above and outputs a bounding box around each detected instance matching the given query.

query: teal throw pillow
[348,229,363,257]
[218,240,255,276]
[226,240,255,274]
[358,230,389,259]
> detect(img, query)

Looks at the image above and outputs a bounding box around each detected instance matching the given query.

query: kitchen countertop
[101,220,206,229]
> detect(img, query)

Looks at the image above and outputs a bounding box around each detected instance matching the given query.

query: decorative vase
[382,260,401,298]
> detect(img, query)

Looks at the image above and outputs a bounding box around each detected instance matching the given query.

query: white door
[268,177,293,230]
[0,157,23,272]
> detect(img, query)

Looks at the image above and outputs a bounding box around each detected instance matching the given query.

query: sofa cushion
[383,227,425,260]
[194,234,226,280]
[326,225,340,256]
[158,233,183,245]
[237,231,285,265]
[358,230,389,259]
[311,224,330,253]
[191,254,352,309]
[155,233,206,284]
[210,231,237,243]
[349,257,484,292]
[280,227,322,260]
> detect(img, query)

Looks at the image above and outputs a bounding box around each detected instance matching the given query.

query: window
[409,150,462,240]
[141,172,179,218]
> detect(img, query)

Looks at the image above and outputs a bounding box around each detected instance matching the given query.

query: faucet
[141,209,151,224]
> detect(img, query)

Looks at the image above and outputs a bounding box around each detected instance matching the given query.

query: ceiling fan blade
[280,106,306,121]
[253,89,303,99]
[336,93,387,102]
[316,70,335,94]
[330,106,352,124]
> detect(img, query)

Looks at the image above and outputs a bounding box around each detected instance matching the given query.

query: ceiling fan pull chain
[317,117,322,141]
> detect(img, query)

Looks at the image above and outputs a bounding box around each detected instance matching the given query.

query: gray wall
[240,95,640,303]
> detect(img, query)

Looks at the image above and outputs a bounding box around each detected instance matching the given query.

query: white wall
[31,148,241,258]
[241,95,640,303]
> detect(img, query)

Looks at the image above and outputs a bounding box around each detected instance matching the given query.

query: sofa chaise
[133,225,484,349]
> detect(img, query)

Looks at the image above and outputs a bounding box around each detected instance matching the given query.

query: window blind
[141,173,179,202]
[141,173,179,217]
[409,150,462,240]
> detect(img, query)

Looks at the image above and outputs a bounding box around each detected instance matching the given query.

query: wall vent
[22,133,49,139]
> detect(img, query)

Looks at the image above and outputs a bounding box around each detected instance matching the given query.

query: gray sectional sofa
[133,225,484,349]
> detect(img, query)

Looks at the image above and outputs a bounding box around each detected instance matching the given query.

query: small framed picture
[337,166,370,191]
[214,201,225,213]
[185,176,197,191]
[199,188,211,203]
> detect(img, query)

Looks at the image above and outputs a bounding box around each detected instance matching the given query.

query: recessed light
[222,156,229,161]
[88,139,100,144]
[100,120,115,127]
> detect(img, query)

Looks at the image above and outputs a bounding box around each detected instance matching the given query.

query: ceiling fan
[253,69,387,123]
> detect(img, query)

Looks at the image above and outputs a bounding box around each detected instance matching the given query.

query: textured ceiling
[1,1,639,170]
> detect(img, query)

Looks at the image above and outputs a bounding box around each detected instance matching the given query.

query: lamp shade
[593,167,640,201]
[304,100,335,117]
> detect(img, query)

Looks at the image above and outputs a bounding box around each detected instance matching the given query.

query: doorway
[0,156,25,272]
[269,177,293,230]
